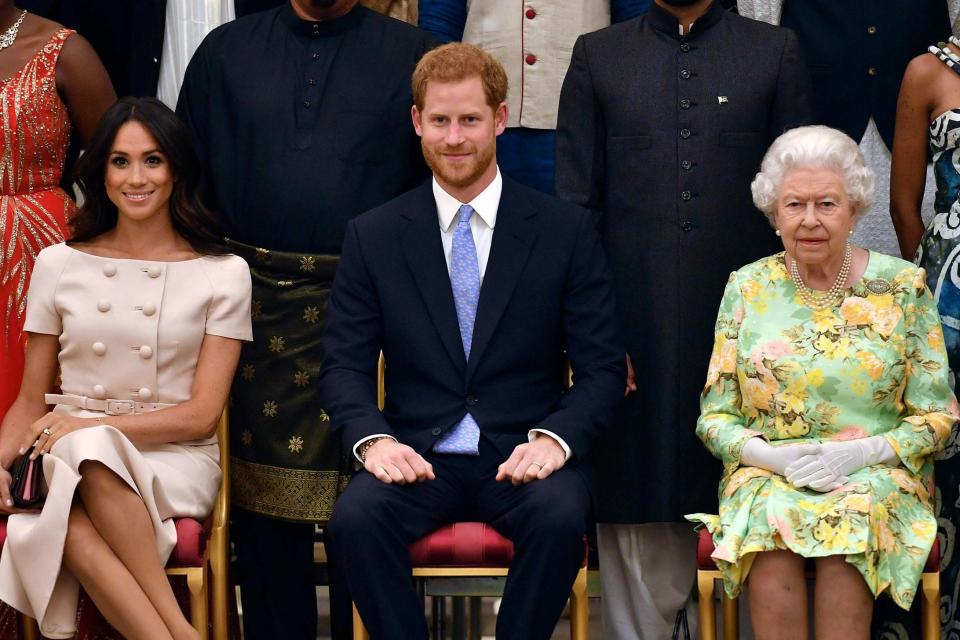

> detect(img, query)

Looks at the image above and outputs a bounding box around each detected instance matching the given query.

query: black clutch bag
[9,448,43,508]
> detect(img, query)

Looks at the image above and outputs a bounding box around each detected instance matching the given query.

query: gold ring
[42,428,52,437]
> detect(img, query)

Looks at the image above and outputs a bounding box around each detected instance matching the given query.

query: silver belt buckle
[105,399,135,415]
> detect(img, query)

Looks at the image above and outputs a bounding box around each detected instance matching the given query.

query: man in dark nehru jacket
[177,1,435,637]
[555,0,811,637]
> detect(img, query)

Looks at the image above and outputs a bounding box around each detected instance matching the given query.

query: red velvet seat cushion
[167,516,211,567]
[697,527,941,572]
[410,522,515,568]
[0,517,7,549]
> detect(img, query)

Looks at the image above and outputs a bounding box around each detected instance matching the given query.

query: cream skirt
[0,425,220,638]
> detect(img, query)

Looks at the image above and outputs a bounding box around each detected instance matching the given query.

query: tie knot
[457,204,474,225]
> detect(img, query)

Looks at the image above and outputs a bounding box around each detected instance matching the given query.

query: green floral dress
[686,252,958,610]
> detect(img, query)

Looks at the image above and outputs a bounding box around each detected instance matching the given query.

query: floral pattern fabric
[687,251,958,610]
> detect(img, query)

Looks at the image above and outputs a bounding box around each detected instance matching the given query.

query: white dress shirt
[353,168,571,462]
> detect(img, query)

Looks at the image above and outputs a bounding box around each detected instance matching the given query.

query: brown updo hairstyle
[70,97,227,255]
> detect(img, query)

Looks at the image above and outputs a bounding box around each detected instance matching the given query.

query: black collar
[648,1,724,39]
[280,2,365,38]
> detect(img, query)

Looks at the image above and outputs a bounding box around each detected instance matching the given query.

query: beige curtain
[361,0,417,24]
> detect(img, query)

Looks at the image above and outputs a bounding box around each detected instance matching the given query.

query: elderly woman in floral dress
[688,125,958,640]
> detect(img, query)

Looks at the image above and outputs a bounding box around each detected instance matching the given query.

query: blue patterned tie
[435,204,481,455]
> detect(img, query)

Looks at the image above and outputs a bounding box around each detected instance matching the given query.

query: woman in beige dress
[0,97,251,640]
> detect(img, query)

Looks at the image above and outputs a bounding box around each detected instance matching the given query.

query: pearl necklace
[0,10,27,51]
[789,244,852,310]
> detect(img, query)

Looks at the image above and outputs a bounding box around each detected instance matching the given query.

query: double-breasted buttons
[680,128,691,139]
[139,345,153,359]
[92,384,106,398]
[102,263,117,277]
[97,299,111,312]
[680,68,691,79]
[681,190,692,201]
[147,266,162,278]
[138,387,153,401]
[92,342,107,356]
[142,303,157,317]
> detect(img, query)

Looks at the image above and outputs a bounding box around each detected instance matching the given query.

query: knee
[523,489,587,545]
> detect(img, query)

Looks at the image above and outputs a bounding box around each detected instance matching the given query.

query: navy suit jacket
[319,176,626,461]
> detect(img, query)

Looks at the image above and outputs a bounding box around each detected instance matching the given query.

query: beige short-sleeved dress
[0,243,252,638]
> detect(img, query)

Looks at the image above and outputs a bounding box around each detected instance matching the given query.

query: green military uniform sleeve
[882,268,959,474]
[696,271,761,475]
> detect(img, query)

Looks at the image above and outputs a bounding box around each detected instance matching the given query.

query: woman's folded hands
[741,436,899,493]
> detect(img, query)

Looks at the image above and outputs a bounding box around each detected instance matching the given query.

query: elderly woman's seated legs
[748,550,808,640]
[71,460,199,640]
[813,556,872,640]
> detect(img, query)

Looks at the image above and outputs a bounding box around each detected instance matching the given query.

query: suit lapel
[466,179,538,381]
[401,185,467,371]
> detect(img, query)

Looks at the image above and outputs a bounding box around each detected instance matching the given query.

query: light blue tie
[434,204,481,455]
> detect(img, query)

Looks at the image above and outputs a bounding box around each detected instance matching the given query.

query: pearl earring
[775,229,781,236]
[849,229,853,236]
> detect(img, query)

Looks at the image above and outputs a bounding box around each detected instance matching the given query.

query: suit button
[97,299,111,312]
[142,303,157,316]
[303,100,311,109]
[466,395,479,406]
[102,263,117,277]
[139,345,153,359]
[525,8,536,19]
[680,68,691,79]
[307,78,316,85]
[525,53,537,65]
[147,265,162,278]
[681,160,692,170]
[680,98,691,109]
[92,342,107,356]
[312,52,320,61]
[680,43,691,52]
[681,190,692,201]
[681,221,694,232]
[431,427,442,436]
[680,128,691,139]
[866,25,877,35]
[138,387,153,401]
[867,66,878,76]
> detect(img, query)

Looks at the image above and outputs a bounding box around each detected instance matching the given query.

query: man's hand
[496,435,566,485]
[364,439,436,485]
[625,354,637,397]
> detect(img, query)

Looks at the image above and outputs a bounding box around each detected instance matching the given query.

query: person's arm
[610,0,650,23]
[767,28,813,141]
[880,268,958,474]
[891,55,938,260]
[417,0,466,43]
[55,33,116,146]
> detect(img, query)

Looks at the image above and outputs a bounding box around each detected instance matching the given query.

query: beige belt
[45,393,175,416]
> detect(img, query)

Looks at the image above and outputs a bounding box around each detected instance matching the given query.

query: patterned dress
[687,252,957,610]
[0,29,76,422]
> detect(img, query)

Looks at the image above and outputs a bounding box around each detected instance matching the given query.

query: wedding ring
[41,428,52,437]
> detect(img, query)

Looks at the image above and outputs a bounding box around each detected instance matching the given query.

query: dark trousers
[327,436,589,640]
[233,508,317,640]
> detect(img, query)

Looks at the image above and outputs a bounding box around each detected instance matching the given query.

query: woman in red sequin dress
[0,3,114,423]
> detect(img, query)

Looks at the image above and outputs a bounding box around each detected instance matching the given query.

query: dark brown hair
[412,42,508,111]
[70,97,227,254]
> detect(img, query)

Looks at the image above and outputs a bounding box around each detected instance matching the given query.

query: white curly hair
[750,125,876,227]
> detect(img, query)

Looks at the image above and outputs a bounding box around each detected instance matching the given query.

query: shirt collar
[433,168,502,233]
[648,1,724,39]
[280,1,364,38]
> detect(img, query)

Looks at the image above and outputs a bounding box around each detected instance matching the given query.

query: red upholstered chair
[352,356,589,639]
[351,522,589,640]
[21,410,231,640]
[695,527,941,640]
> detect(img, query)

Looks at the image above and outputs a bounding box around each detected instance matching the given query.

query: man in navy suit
[320,42,625,640]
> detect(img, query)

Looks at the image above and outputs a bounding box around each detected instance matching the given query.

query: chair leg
[697,571,717,640]
[186,567,209,640]
[569,566,589,640]
[20,614,38,640]
[721,590,738,640]
[921,571,940,640]
[352,603,370,640]
[210,555,229,640]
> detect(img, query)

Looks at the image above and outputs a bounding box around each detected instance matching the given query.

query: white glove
[786,436,899,491]
[740,438,822,477]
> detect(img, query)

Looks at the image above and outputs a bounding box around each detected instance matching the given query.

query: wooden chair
[22,410,231,640]
[696,528,941,640]
[351,355,589,640]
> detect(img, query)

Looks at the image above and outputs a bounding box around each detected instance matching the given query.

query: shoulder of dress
[195,254,252,289]
[36,242,72,264]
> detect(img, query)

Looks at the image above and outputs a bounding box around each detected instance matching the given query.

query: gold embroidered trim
[231,457,347,523]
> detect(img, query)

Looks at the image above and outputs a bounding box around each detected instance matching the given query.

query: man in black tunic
[555,0,811,637]
[177,1,435,637]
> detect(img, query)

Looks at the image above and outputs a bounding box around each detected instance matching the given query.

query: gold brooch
[865,278,892,294]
